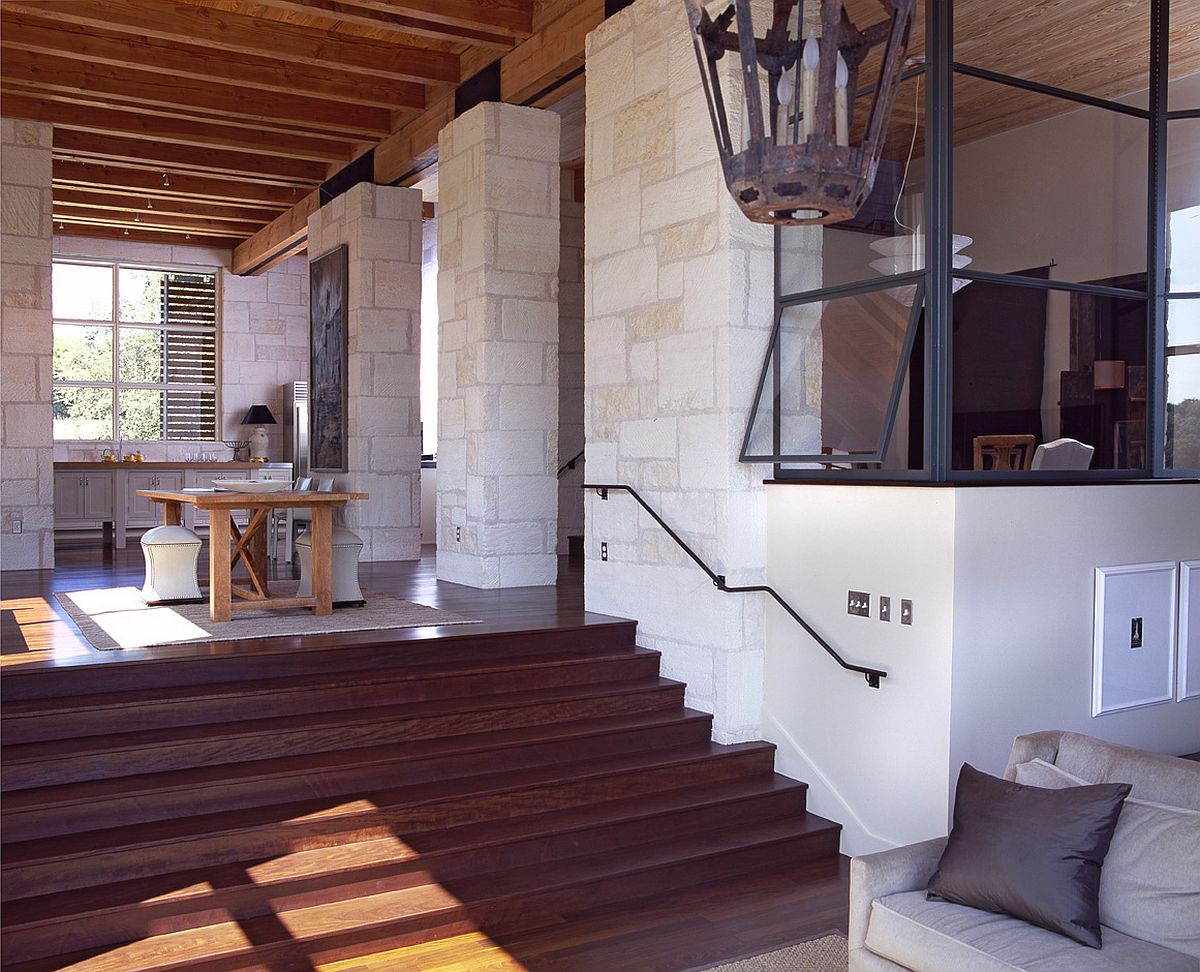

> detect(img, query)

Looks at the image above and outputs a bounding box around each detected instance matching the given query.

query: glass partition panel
[53,386,113,440]
[951,279,1147,472]
[52,263,113,321]
[954,0,1149,109]
[779,74,927,294]
[119,389,164,441]
[952,73,1148,287]
[745,285,923,470]
[1168,119,1200,292]
[1166,298,1200,471]
[53,324,112,383]
[1168,21,1200,111]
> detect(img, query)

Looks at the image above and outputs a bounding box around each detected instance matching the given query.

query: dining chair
[972,434,1036,471]
[1030,437,1095,471]
[284,477,334,563]
[269,477,311,561]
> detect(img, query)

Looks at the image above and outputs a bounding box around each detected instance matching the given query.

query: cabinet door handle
[84,478,89,487]
[79,477,84,487]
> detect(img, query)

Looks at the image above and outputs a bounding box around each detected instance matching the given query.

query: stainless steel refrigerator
[282,380,309,480]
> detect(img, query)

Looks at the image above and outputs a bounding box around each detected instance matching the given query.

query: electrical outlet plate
[847,590,870,617]
[11,518,22,534]
[600,542,608,562]
[879,595,891,621]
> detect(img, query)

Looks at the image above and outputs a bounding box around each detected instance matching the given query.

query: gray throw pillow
[1016,757,1200,957]
[927,762,1131,948]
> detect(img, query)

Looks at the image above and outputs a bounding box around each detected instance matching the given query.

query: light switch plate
[900,599,913,625]
[848,591,870,617]
[879,596,891,622]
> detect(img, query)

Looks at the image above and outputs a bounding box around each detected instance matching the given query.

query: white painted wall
[950,484,1200,777]
[763,482,1200,857]
[763,485,956,856]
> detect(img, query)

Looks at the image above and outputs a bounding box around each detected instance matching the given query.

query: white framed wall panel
[1178,561,1200,703]
[1093,562,1178,716]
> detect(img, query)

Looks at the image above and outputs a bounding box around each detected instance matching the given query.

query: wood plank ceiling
[0,0,541,250]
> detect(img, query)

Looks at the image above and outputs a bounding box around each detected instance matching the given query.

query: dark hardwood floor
[0,542,850,972]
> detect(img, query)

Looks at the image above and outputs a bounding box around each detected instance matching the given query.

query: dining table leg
[311,505,334,616]
[162,501,183,527]
[209,508,233,622]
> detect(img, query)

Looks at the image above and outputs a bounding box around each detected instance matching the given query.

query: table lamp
[241,404,277,461]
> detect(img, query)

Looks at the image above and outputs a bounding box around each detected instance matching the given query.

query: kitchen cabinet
[53,471,114,523]
[125,472,183,527]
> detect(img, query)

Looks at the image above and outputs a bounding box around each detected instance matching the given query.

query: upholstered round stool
[140,525,203,605]
[295,527,365,607]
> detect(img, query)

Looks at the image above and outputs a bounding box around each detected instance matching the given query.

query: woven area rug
[691,932,848,972]
[55,582,479,650]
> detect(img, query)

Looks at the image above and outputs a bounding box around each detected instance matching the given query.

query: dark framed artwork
[309,244,349,473]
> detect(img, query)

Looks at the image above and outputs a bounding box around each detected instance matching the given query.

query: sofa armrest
[1002,730,1065,781]
[849,837,947,951]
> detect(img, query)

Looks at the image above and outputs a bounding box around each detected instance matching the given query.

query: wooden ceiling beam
[3,93,354,165]
[0,50,394,140]
[1,0,459,85]
[209,0,519,50]
[54,189,277,225]
[54,131,328,184]
[54,210,254,239]
[235,0,598,275]
[52,161,308,208]
[345,0,533,39]
[232,191,321,275]
[0,13,426,111]
[54,223,245,250]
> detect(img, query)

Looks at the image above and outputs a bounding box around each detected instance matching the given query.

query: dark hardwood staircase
[0,620,841,971]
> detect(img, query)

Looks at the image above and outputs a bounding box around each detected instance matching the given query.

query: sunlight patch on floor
[0,596,93,662]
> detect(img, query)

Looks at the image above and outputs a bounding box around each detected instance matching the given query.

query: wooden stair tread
[3,775,810,934]
[5,815,838,972]
[0,621,640,702]
[4,677,682,765]
[1,648,662,720]
[3,740,775,867]
[1,708,715,823]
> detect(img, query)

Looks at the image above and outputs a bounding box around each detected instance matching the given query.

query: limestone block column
[307,182,423,562]
[583,0,775,742]
[1,118,55,570]
[437,103,561,588]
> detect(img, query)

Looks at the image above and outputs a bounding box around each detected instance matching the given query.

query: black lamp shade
[241,404,277,426]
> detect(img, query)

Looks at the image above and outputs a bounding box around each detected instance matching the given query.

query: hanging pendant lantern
[684,0,916,225]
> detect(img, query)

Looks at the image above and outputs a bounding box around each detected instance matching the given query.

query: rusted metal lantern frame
[684,0,917,225]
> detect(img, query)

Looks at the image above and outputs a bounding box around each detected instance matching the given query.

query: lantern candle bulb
[801,31,819,139]
[777,69,794,145]
[835,52,849,146]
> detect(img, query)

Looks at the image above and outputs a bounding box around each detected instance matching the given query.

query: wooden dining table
[137,488,368,622]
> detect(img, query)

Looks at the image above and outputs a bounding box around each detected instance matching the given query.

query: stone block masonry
[437,103,561,589]
[1,117,54,570]
[308,183,424,563]
[583,0,775,742]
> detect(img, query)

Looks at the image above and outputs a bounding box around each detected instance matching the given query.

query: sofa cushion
[1016,757,1200,958]
[1051,732,1200,810]
[927,763,1130,947]
[866,891,1199,972]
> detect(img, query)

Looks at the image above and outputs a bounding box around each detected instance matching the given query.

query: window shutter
[161,273,217,328]
[166,389,218,440]
[161,271,218,439]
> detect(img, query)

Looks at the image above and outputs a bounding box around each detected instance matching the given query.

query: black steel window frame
[762,0,1196,484]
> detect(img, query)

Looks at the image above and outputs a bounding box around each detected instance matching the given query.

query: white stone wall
[50,237,309,463]
[558,198,585,552]
[436,103,561,589]
[1,117,54,570]
[307,182,424,562]
[583,0,775,742]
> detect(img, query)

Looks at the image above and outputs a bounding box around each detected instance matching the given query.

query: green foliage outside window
[52,261,218,442]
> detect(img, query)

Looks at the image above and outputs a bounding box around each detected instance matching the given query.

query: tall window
[52,261,219,442]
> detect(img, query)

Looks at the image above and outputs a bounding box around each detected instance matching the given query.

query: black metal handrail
[585,483,888,689]
[557,448,585,477]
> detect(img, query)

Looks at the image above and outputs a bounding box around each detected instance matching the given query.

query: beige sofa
[849,731,1200,972]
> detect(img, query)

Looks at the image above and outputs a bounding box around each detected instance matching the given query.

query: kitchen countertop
[54,461,291,470]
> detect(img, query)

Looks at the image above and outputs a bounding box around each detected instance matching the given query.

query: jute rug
[55,582,479,650]
[691,932,848,972]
